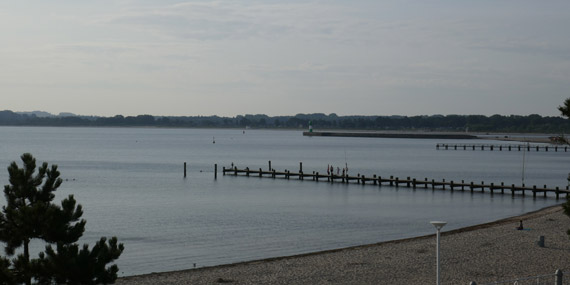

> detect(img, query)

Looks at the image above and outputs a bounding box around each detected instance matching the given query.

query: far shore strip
[117,204,570,284]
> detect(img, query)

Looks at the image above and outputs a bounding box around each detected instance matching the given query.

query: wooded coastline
[1,110,569,133]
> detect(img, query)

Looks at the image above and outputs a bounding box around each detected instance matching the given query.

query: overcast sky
[1,1,569,117]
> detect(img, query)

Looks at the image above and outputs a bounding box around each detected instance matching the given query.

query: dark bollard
[214,164,217,179]
[184,162,187,178]
[299,162,303,173]
[407,177,411,187]
[269,160,272,171]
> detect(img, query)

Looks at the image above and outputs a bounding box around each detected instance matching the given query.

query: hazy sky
[2,1,569,117]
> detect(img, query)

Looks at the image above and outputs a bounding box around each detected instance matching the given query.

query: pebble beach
[117,205,570,284]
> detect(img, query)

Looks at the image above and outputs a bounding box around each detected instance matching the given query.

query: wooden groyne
[304,131,477,139]
[436,143,567,152]
[222,165,570,200]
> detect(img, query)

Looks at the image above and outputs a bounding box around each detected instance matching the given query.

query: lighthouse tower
[308,121,313,133]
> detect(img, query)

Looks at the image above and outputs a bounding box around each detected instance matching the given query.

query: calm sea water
[0,127,566,276]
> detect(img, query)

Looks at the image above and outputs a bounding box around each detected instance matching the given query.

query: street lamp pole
[430,221,447,285]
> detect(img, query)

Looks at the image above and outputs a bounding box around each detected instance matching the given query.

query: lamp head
[430,221,447,230]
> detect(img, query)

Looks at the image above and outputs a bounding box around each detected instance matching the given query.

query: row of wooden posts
[436,143,568,152]
[216,161,569,200]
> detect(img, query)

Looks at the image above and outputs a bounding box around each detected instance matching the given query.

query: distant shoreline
[303,131,477,139]
[302,130,559,143]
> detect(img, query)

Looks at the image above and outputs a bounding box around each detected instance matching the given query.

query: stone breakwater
[117,205,569,285]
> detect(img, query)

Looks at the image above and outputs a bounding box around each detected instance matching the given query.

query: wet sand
[117,204,570,284]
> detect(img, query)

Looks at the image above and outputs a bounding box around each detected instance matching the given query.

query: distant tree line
[1,110,570,133]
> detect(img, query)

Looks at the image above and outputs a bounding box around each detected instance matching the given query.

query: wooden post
[442,179,446,190]
[246,167,250,176]
[490,183,494,195]
[556,187,560,200]
[373,175,377,185]
[533,185,537,198]
[501,182,504,194]
[362,175,366,185]
[461,180,465,191]
[413,178,417,189]
[425,178,428,189]
[300,170,303,180]
[407,177,411,187]
[316,172,319,182]
[432,179,435,190]
[511,184,515,197]
[450,180,454,191]
[470,182,474,193]
[259,168,263,177]
[269,160,272,171]
[299,162,303,173]
[544,185,547,198]
[378,176,382,186]
[223,166,226,175]
[184,162,187,178]
[214,164,217,179]
[272,169,276,178]
[390,176,394,186]
[234,166,238,176]
[395,177,398,187]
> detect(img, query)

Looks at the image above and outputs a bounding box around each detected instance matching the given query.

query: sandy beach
[116,204,570,284]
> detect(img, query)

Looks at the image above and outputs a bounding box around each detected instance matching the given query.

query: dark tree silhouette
[559,98,570,118]
[0,153,124,284]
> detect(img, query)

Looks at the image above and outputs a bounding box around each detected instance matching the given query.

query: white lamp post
[430,221,447,285]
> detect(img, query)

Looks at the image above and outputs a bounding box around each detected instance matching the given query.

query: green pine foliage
[559,98,570,118]
[0,153,124,284]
